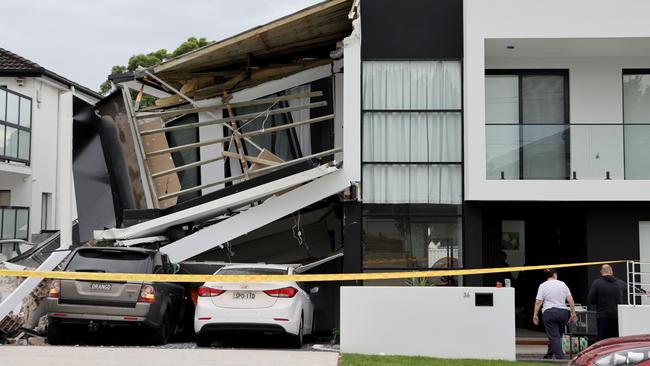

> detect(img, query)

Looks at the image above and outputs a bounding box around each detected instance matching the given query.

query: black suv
[46,247,186,345]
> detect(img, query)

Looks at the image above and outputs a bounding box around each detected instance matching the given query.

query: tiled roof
[0,47,102,99]
[0,48,41,71]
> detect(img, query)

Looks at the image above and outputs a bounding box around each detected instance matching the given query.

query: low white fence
[340,287,516,360]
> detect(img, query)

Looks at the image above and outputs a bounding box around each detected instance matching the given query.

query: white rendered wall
[618,305,650,336]
[465,0,650,201]
[340,287,516,360]
[0,76,81,238]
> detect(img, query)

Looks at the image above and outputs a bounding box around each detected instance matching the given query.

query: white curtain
[288,84,311,156]
[363,164,462,204]
[362,61,461,110]
[363,112,461,162]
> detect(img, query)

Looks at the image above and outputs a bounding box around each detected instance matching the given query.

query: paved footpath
[0,346,340,366]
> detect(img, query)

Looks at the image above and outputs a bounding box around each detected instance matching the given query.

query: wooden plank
[152,0,351,74]
[224,91,250,179]
[139,118,181,208]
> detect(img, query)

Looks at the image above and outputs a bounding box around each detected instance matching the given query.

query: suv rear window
[65,250,152,274]
[217,268,288,275]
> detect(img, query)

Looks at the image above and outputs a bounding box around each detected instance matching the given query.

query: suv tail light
[264,287,298,298]
[138,285,155,303]
[197,286,225,297]
[48,279,60,299]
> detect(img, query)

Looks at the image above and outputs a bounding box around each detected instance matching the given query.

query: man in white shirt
[533,268,578,359]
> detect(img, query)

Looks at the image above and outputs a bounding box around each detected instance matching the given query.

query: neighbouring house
[0,48,101,260]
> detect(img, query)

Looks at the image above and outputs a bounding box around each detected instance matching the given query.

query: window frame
[0,206,30,241]
[360,59,465,273]
[0,86,32,165]
[485,69,570,180]
[362,61,464,204]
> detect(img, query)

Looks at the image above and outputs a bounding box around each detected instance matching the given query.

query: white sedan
[194,264,318,348]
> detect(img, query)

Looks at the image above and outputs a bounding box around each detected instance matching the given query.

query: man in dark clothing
[588,264,627,341]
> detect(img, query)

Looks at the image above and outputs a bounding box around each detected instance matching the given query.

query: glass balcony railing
[486,124,650,180]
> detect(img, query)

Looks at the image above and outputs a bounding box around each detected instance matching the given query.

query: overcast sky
[0,0,321,91]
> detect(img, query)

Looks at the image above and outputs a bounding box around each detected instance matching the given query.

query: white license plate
[232,292,255,300]
[89,283,112,291]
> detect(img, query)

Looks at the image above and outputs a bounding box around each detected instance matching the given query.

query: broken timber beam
[223,91,250,179]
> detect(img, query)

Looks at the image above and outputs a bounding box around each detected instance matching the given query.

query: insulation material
[139,118,181,208]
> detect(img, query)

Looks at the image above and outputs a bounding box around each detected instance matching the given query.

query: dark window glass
[166,114,200,203]
[522,76,565,124]
[65,250,152,273]
[363,204,461,269]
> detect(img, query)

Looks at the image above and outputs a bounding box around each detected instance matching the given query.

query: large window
[485,70,569,179]
[362,61,463,272]
[0,206,29,240]
[623,70,650,179]
[362,61,462,204]
[0,87,31,164]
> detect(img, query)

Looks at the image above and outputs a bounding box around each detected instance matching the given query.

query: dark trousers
[542,308,570,359]
[597,317,619,341]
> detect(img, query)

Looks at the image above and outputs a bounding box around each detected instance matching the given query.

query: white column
[342,18,362,182]
[56,91,73,249]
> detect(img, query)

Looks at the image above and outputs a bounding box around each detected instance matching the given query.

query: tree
[99,37,211,96]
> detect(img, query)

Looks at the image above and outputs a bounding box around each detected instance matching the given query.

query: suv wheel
[150,311,170,345]
[47,319,67,345]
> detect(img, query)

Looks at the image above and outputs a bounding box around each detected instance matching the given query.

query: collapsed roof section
[139,0,353,105]
[94,0,358,263]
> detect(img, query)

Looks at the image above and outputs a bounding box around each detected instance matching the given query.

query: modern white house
[0,48,101,260]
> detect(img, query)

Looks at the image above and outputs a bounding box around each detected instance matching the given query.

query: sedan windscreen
[65,250,152,274]
[217,268,289,275]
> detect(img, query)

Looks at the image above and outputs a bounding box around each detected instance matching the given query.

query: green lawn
[339,354,550,366]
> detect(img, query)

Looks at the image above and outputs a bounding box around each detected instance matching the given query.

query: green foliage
[339,354,549,366]
[330,327,340,345]
[171,37,210,58]
[405,277,433,286]
[99,37,211,95]
[127,49,168,72]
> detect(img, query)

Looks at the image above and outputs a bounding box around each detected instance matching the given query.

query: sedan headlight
[594,347,650,365]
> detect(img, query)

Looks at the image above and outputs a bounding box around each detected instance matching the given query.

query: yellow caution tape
[0,260,628,283]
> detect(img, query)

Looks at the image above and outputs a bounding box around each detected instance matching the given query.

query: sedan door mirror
[309,286,320,294]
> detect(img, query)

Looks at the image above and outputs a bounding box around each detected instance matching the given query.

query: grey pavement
[0,345,340,366]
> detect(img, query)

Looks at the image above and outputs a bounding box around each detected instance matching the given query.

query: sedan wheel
[292,314,304,349]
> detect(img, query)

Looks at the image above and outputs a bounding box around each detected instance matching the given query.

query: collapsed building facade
[1,0,361,336]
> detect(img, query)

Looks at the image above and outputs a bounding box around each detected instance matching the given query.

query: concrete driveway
[0,346,340,366]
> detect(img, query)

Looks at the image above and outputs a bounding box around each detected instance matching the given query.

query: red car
[571,335,650,365]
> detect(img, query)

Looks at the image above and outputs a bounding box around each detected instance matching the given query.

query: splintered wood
[139,118,181,208]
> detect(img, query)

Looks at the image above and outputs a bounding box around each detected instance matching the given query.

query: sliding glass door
[486,70,569,180]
